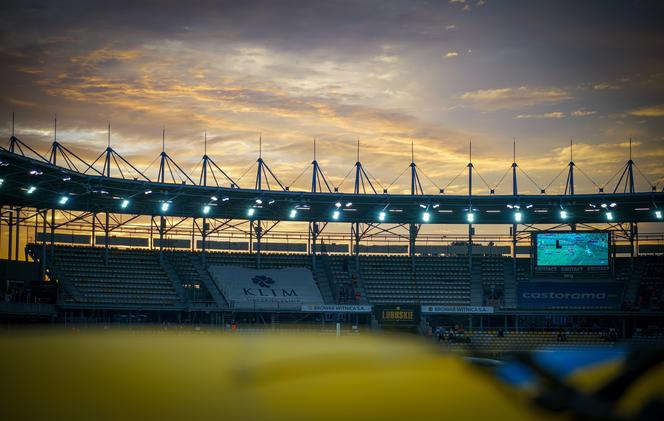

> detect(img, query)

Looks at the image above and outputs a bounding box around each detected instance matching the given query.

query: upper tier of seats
[27,245,183,308]
[26,244,663,311]
[637,255,664,309]
[344,255,471,306]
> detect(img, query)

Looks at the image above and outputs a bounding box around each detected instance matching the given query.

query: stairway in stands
[312,255,335,304]
[187,253,229,308]
[622,258,645,306]
[160,253,190,306]
[469,258,483,306]
[502,258,518,309]
[348,257,370,305]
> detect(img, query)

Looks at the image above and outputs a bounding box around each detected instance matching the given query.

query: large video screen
[535,232,609,267]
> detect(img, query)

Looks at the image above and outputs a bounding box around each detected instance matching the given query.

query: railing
[17,226,664,256]
[0,302,56,316]
[226,299,324,312]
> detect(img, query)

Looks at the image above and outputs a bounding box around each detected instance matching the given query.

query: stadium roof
[1,146,663,225]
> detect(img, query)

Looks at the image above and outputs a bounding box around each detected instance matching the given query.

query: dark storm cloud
[0,0,457,55]
[0,0,663,197]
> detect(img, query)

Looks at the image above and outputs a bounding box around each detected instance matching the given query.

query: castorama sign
[517,282,624,309]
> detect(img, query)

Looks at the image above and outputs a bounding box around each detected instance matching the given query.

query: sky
[1,0,664,197]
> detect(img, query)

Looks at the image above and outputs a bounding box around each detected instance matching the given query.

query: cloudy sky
[2,0,664,197]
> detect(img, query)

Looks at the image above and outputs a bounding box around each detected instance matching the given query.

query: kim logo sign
[252,275,275,288]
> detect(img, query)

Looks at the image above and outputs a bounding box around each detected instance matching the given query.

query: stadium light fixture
[62,176,71,182]
[26,186,37,194]
[432,204,440,209]
[422,212,430,222]
[0,178,4,186]
[606,212,613,221]
[121,199,130,209]
[59,196,69,205]
[600,203,607,208]
[514,211,522,223]
[289,209,297,219]
[144,189,152,195]
[610,202,617,208]
[210,196,218,202]
[466,212,474,223]
[255,199,263,205]
[656,210,662,220]
[222,197,230,202]
[161,202,170,212]
[332,210,340,220]
[247,208,255,217]
[378,211,386,222]
[202,205,211,215]
[345,202,352,208]
[560,210,568,220]
[335,201,342,208]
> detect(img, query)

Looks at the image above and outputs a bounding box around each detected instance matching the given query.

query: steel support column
[7,207,13,260]
[14,207,20,260]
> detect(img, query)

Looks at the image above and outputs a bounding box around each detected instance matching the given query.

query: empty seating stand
[479,257,506,306]
[636,255,664,309]
[29,245,183,308]
[440,331,612,354]
[328,255,471,306]
[26,244,663,313]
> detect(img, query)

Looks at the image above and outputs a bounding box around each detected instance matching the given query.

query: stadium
[2,123,663,331]
[2,127,664,418]
[2,1,664,419]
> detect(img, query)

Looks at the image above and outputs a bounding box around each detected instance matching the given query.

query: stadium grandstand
[1,123,663,354]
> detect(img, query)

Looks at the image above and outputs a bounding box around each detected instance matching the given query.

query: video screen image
[536,232,609,267]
